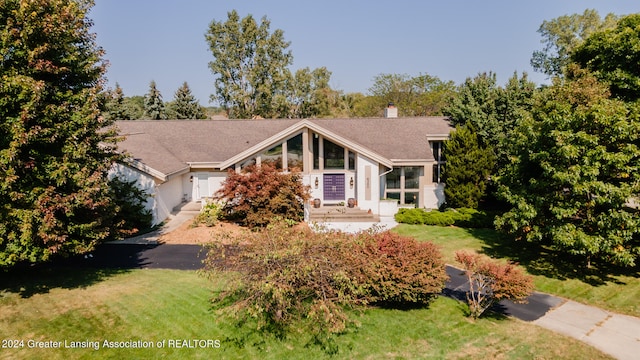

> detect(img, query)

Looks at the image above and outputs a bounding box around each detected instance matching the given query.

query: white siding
[356,154,379,214]
[423,184,445,209]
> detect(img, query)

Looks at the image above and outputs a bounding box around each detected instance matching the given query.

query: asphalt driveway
[68,243,560,322]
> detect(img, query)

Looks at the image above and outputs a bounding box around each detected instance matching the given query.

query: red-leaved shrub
[214,163,310,228]
[455,251,534,318]
[204,223,447,339]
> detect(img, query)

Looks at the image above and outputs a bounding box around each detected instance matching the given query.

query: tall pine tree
[170,82,205,119]
[0,0,120,267]
[143,80,166,120]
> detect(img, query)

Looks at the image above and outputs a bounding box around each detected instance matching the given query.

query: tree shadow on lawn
[464,228,640,286]
[0,250,138,299]
[0,265,130,299]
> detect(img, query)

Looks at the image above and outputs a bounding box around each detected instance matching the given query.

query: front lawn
[394,224,640,317]
[0,267,612,359]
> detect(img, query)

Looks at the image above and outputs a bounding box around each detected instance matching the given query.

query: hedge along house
[112,111,453,225]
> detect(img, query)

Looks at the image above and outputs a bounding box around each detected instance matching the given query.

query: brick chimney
[384,102,398,118]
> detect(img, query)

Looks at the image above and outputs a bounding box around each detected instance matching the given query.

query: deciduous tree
[531,9,618,78]
[0,0,120,267]
[496,69,640,267]
[572,13,640,102]
[206,10,292,119]
[455,251,534,318]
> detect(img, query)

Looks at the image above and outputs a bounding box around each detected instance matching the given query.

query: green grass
[394,224,640,317]
[0,267,613,359]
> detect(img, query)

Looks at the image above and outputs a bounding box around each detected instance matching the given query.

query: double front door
[323,174,345,201]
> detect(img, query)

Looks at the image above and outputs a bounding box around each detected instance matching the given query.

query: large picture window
[384,166,424,206]
[323,139,345,169]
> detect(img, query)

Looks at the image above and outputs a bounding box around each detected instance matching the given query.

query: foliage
[122,95,144,119]
[206,10,292,119]
[354,230,448,305]
[204,224,446,339]
[215,163,310,228]
[572,13,640,102]
[0,0,120,267]
[167,81,206,119]
[108,176,152,237]
[443,72,535,169]
[443,124,496,208]
[455,251,534,318]
[287,66,334,118]
[531,9,618,78]
[496,69,640,267]
[143,80,166,120]
[102,83,129,120]
[192,201,222,227]
[394,208,497,228]
[364,73,456,117]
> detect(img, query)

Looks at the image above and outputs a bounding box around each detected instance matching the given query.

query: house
[112,109,453,225]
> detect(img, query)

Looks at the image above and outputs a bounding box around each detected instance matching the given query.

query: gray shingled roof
[114,117,452,177]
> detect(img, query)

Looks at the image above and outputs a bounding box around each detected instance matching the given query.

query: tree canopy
[572,13,640,102]
[206,10,293,119]
[530,9,618,77]
[496,70,640,267]
[143,80,166,120]
[168,81,206,119]
[0,0,120,267]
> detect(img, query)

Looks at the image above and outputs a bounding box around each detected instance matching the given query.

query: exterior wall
[156,175,183,224]
[423,183,445,209]
[109,164,163,226]
[184,171,228,201]
[356,154,379,213]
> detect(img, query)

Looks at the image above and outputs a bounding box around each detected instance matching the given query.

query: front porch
[308,205,380,222]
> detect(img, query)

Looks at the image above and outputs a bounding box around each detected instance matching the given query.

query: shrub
[193,201,222,227]
[204,224,447,339]
[109,176,153,237]
[355,231,448,304]
[454,251,534,318]
[215,163,310,228]
[394,208,497,228]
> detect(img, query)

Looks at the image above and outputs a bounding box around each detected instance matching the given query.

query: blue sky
[91,1,639,105]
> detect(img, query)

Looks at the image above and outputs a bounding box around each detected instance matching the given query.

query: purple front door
[323,174,345,201]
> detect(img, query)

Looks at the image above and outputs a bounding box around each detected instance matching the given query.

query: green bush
[193,201,222,227]
[395,208,497,228]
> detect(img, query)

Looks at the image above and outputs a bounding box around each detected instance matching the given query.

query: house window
[323,139,345,169]
[261,143,283,170]
[385,166,424,205]
[431,141,446,183]
[286,134,303,171]
[313,133,320,170]
[348,151,356,170]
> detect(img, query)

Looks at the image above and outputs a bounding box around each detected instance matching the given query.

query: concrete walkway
[534,300,640,360]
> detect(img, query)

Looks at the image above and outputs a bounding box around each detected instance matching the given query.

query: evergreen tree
[143,80,166,120]
[170,82,206,119]
[443,125,496,209]
[0,0,120,267]
[104,83,129,120]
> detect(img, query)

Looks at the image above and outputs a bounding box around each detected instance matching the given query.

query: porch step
[309,206,379,222]
[172,201,202,214]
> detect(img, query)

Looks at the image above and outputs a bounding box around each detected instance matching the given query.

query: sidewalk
[534,300,640,360]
